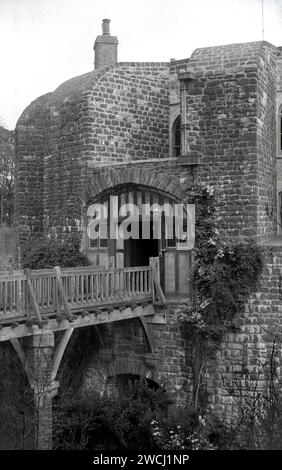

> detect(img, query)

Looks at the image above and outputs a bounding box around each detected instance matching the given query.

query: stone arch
[81,165,188,208]
[80,166,189,257]
[103,357,177,403]
[82,357,158,399]
[111,357,155,380]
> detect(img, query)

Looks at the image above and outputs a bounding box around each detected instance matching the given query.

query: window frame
[172,115,181,158]
[278,104,282,155]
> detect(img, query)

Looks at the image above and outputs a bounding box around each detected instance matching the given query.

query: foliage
[222,336,282,450]
[22,238,90,269]
[176,241,263,340]
[54,376,228,451]
[176,183,263,340]
[54,378,172,450]
[0,342,34,449]
[151,413,216,450]
[0,126,14,224]
[175,184,264,410]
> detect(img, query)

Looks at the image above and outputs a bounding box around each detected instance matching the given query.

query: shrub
[54,378,171,450]
[22,239,90,269]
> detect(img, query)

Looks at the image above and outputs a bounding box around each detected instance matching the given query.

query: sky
[0,0,282,130]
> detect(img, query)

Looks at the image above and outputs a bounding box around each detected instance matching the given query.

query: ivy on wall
[176,184,264,410]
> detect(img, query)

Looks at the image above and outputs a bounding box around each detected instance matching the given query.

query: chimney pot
[102,19,111,35]
[94,19,118,70]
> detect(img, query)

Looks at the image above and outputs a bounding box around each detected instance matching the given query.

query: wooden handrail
[0,263,161,323]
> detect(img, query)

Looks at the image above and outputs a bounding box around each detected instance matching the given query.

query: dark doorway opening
[124,221,159,267]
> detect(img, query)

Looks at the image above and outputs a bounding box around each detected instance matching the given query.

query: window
[88,216,108,249]
[167,237,176,248]
[89,236,108,249]
[279,106,282,152]
[166,217,176,247]
[172,116,181,157]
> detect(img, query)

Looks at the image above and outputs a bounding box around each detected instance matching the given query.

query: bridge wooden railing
[0,260,165,323]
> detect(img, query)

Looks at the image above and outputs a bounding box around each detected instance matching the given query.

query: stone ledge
[258,236,282,251]
[178,155,201,166]
[178,71,196,81]
[86,157,175,168]
[146,313,167,324]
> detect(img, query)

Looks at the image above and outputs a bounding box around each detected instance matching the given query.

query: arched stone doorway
[82,183,192,299]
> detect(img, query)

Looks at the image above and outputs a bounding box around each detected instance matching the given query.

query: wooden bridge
[0,259,166,341]
[0,259,167,450]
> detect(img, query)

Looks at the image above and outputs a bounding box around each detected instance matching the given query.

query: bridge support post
[31,330,58,450]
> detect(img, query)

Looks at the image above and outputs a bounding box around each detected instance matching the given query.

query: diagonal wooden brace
[25,269,43,326]
[137,316,153,354]
[54,266,73,320]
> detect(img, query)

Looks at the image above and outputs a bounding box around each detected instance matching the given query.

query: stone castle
[2,19,282,448]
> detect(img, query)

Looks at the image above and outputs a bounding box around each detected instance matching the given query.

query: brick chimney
[94,19,118,70]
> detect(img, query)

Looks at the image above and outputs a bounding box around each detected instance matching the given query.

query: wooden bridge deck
[0,261,165,341]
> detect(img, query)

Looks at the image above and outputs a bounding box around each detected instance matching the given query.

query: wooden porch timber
[0,303,155,342]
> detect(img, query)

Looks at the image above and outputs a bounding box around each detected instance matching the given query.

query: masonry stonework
[59,312,193,408]
[179,42,277,241]
[205,245,282,422]
[16,63,170,245]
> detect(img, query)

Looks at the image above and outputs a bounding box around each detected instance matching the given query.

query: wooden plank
[25,269,43,323]
[54,266,71,318]
[10,338,36,388]
[150,257,166,305]
[0,304,156,342]
[51,327,74,380]
[136,316,153,353]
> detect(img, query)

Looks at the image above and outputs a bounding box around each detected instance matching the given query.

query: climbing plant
[175,184,264,410]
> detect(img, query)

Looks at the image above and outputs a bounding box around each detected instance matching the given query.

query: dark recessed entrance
[124,221,159,267]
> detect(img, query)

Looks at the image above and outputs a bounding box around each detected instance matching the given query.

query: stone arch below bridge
[81,357,178,405]
[55,319,189,407]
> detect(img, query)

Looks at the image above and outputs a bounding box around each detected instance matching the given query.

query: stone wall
[15,93,51,244]
[181,41,277,242]
[205,245,282,423]
[15,63,171,246]
[276,49,282,229]
[15,42,280,246]
[58,310,193,408]
[55,245,282,428]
